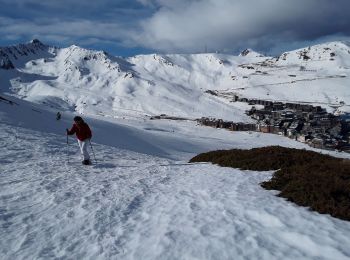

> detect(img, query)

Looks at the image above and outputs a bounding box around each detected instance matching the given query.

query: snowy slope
[2,91,350,260]
[2,39,350,260]
[2,94,328,161]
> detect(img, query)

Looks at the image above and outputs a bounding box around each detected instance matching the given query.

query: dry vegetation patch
[189,146,350,221]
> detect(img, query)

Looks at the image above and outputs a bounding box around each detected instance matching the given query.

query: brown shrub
[189,146,350,221]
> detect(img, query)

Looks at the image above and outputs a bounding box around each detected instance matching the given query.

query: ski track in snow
[1,124,350,260]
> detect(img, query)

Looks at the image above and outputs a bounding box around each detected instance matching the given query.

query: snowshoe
[82,159,92,165]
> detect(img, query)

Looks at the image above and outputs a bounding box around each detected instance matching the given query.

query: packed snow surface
[1,96,350,260]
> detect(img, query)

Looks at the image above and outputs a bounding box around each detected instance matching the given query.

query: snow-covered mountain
[2,40,350,259]
[1,40,350,121]
[275,41,350,66]
[227,41,350,113]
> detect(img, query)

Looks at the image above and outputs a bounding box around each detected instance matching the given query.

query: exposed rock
[240,49,251,56]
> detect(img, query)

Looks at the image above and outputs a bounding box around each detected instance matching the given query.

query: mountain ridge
[0,39,349,120]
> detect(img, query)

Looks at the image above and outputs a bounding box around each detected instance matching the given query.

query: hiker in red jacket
[66,116,92,165]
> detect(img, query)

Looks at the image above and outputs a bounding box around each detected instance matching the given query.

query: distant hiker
[66,116,92,165]
[56,112,61,120]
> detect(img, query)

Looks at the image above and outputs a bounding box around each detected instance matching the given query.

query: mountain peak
[27,39,48,49]
[0,39,50,70]
[30,39,43,45]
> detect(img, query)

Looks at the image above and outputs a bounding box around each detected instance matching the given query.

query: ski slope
[1,95,350,259]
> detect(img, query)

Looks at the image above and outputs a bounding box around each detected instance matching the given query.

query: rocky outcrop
[0,39,49,70]
[0,50,15,70]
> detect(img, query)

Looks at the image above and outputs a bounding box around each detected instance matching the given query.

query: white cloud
[1,0,349,54]
[130,0,350,53]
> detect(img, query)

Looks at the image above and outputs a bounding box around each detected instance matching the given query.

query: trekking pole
[89,139,97,164]
[66,133,69,164]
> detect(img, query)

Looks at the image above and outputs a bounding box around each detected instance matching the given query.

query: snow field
[1,124,350,260]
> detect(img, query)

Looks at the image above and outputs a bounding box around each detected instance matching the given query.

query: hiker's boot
[82,159,92,165]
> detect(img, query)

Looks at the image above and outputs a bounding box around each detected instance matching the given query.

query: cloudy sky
[0,0,349,56]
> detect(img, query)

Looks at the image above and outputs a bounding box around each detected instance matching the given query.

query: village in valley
[197,95,350,152]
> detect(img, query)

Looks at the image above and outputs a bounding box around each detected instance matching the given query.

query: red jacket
[67,122,92,141]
